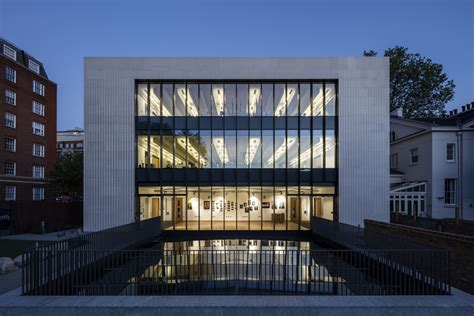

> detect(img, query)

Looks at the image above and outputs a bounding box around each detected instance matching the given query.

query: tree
[49,152,83,198]
[363,46,455,119]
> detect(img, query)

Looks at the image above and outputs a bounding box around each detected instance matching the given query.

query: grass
[0,239,48,258]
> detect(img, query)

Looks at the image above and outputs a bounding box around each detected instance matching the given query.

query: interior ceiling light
[248,88,261,116]
[245,137,261,165]
[212,137,229,164]
[287,137,335,167]
[301,87,335,116]
[176,136,203,162]
[274,88,296,116]
[302,87,323,116]
[212,87,224,116]
[267,137,296,165]
[177,88,199,117]
[149,89,172,117]
[138,88,148,114]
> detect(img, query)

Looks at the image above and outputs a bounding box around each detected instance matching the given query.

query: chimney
[462,105,466,112]
[453,109,458,115]
[449,110,453,116]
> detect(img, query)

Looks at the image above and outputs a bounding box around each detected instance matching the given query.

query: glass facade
[136,81,338,230]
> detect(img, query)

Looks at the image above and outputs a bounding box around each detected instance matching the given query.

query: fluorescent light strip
[144,138,184,166]
[302,88,323,116]
[177,88,199,117]
[248,88,261,116]
[149,89,173,117]
[176,136,204,164]
[212,87,224,116]
[287,138,336,167]
[212,137,229,164]
[245,137,261,165]
[267,137,296,165]
[138,88,148,114]
[274,88,296,116]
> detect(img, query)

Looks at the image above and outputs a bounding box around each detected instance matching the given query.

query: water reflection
[125,239,349,295]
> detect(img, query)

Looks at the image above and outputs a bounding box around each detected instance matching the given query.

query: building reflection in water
[127,239,349,295]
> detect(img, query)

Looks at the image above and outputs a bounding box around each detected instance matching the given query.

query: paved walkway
[0,290,473,315]
[0,228,82,242]
[0,268,21,295]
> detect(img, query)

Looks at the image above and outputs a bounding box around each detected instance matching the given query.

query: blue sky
[1,0,472,130]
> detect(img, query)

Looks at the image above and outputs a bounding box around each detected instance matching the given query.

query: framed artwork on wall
[262,202,270,208]
[204,201,210,210]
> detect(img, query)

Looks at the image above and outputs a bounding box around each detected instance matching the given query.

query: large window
[446,143,455,162]
[5,137,16,152]
[33,187,45,201]
[33,101,45,116]
[5,185,16,201]
[33,165,45,178]
[5,90,16,105]
[5,67,16,83]
[33,80,45,96]
[3,44,16,60]
[5,161,16,175]
[136,81,336,117]
[136,80,338,231]
[410,148,418,164]
[32,122,45,136]
[33,143,45,157]
[139,185,335,231]
[29,60,40,74]
[444,178,456,206]
[5,112,16,128]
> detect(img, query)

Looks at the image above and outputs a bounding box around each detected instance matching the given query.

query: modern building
[390,104,474,220]
[0,38,57,202]
[57,128,84,155]
[84,57,389,232]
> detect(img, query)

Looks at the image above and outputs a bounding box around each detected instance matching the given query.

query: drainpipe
[455,117,463,224]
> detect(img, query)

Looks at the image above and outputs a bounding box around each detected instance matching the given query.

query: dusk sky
[1,0,472,130]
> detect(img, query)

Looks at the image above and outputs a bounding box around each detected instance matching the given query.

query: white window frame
[5,185,16,201]
[33,143,45,157]
[28,60,40,74]
[5,66,16,83]
[32,101,45,116]
[444,178,456,206]
[5,137,16,152]
[5,112,16,128]
[33,187,45,201]
[5,161,16,176]
[33,80,45,96]
[5,90,16,105]
[32,165,45,179]
[446,143,456,162]
[409,148,419,165]
[32,121,45,136]
[3,44,16,60]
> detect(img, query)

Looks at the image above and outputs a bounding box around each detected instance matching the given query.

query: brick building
[0,38,57,203]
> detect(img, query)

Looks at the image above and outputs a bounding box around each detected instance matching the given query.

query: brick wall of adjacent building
[0,40,60,234]
[365,219,474,294]
[0,49,56,201]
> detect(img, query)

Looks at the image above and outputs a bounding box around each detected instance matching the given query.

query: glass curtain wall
[136,81,338,231]
[139,186,335,231]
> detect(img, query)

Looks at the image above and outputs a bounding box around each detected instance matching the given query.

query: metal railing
[22,248,450,296]
[22,217,162,295]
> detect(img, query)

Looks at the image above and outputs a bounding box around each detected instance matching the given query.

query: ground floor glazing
[138,185,336,230]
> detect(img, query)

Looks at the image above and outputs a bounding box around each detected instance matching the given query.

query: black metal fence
[22,216,162,295]
[22,247,450,296]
